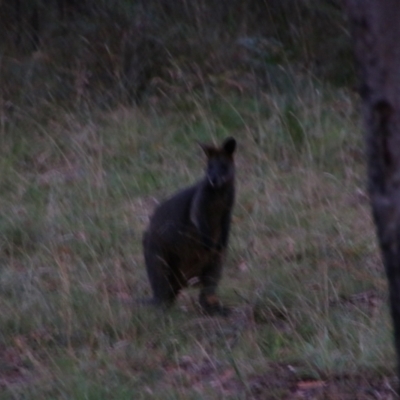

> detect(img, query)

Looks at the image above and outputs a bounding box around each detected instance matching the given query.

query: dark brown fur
[142,137,236,315]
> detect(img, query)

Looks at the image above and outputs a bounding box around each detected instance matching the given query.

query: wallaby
[142,137,236,315]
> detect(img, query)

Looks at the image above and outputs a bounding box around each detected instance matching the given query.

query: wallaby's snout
[207,173,223,188]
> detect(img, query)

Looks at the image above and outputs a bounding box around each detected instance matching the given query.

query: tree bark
[346,0,400,390]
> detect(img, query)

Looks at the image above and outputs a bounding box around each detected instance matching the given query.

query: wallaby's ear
[199,142,218,158]
[222,137,236,155]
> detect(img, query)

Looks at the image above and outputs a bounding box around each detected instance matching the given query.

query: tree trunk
[346,0,400,390]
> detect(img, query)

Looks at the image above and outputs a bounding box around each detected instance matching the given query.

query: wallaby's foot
[199,293,230,317]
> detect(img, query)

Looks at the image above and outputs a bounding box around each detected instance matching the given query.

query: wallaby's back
[143,137,236,315]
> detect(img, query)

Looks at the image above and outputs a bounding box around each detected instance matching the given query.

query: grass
[0,72,395,398]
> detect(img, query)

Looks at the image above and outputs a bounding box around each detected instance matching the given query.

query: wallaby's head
[200,137,236,188]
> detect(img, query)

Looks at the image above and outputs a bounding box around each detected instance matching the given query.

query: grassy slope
[0,75,395,399]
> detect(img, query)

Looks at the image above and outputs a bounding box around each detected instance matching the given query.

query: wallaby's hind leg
[199,255,230,316]
[143,238,180,307]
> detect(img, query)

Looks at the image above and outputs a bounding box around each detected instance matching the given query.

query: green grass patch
[0,77,394,398]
